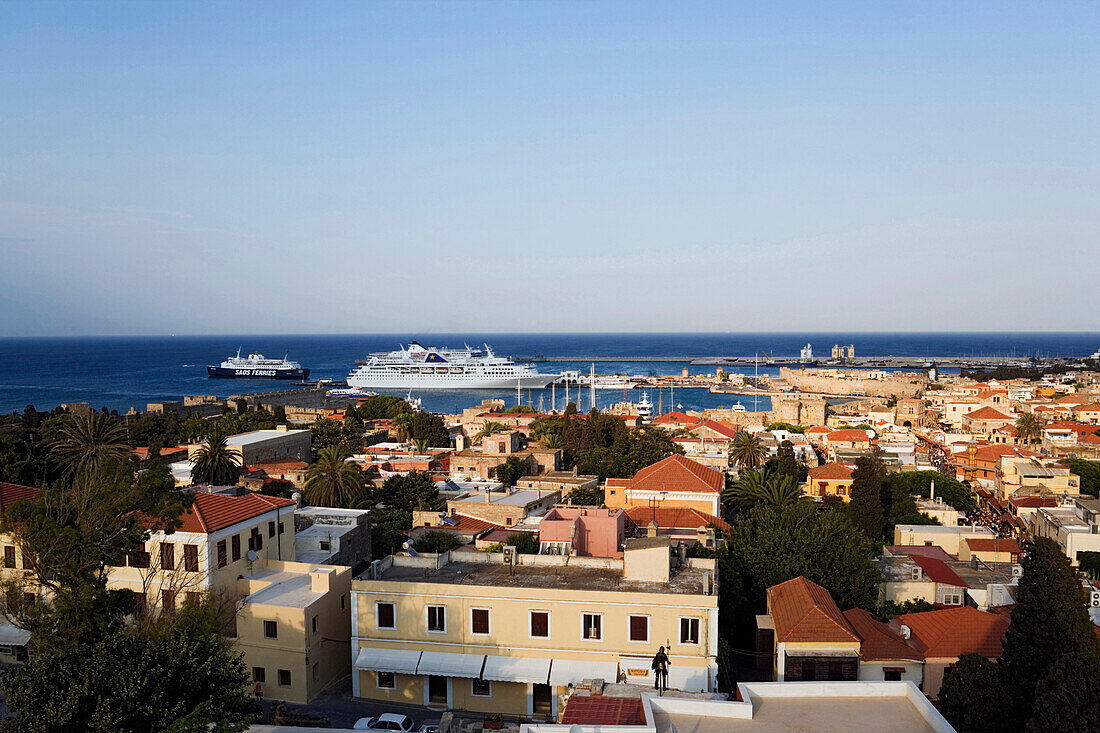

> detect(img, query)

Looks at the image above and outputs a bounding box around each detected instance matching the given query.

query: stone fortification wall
[778,367,926,399]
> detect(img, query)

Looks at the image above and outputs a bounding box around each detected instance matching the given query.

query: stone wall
[779,367,926,398]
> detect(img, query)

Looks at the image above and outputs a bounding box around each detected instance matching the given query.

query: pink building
[538,507,625,557]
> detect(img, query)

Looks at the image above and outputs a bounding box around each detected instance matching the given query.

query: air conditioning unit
[1091,591,1100,608]
[502,546,517,565]
[1011,564,1024,578]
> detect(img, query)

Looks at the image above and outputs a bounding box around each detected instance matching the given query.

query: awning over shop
[417,651,486,679]
[549,659,620,687]
[354,647,422,675]
[481,656,552,684]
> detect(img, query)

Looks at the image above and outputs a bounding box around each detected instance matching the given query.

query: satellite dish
[247,549,258,562]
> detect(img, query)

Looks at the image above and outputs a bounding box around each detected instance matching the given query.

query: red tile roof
[885,545,955,563]
[767,577,860,644]
[1008,496,1059,509]
[688,420,740,440]
[177,491,295,534]
[652,411,698,425]
[445,513,503,533]
[805,426,832,434]
[894,607,1009,658]
[623,506,729,531]
[807,462,852,480]
[0,482,39,510]
[973,445,1038,462]
[843,608,923,662]
[248,459,309,472]
[1044,421,1097,434]
[629,455,724,495]
[827,429,872,442]
[562,696,645,726]
[910,555,969,588]
[964,407,1013,421]
[963,538,1020,554]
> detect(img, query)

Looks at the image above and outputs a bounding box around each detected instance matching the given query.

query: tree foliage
[189,428,242,486]
[937,654,1014,733]
[304,446,364,508]
[531,414,682,479]
[729,431,767,470]
[1058,458,1100,498]
[718,502,881,628]
[493,456,528,487]
[848,449,886,540]
[413,531,464,554]
[1026,653,1100,733]
[50,412,134,478]
[356,395,414,421]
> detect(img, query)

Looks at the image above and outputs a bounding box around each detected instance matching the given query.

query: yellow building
[350,539,719,719]
[235,561,352,704]
[604,455,724,516]
[803,462,853,501]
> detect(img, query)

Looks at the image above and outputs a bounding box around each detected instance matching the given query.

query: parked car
[419,722,441,733]
[354,713,416,732]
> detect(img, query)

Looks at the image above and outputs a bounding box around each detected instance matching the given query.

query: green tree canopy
[1026,652,1100,733]
[493,456,528,487]
[1058,458,1100,498]
[189,428,242,486]
[937,654,1014,733]
[304,446,364,508]
[848,449,886,540]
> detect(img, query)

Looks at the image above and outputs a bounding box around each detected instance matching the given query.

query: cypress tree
[848,448,886,540]
[1001,537,1100,724]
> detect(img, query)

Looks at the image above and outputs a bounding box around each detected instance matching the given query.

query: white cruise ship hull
[347,372,557,390]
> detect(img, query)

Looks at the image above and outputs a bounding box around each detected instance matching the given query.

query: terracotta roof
[910,556,969,588]
[805,426,832,434]
[894,607,1009,658]
[249,459,309,472]
[1008,496,1059,509]
[1045,421,1098,434]
[964,407,1013,421]
[767,577,859,644]
[605,478,630,488]
[827,429,872,442]
[1080,434,1100,445]
[807,462,852,480]
[1054,394,1090,404]
[0,482,39,510]
[623,506,729,531]
[177,491,295,534]
[1074,403,1100,412]
[562,696,644,726]
[444,513,503,533]
[688,420,740,440]
[843,608,923,662]
[973,445,1037,462]
[964,538,1019,554]
[884,545,956,563]
[652,411,698,425]
[629,455,724,495]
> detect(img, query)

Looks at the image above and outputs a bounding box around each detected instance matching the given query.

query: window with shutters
[278,669,291,687]
[471,608,490,635]
[130,548,150,569]
[216,540,227,568]
[680,617,700,645]
[161,589,175,613]
[427,605,446,633]
[160,542,175,570]
[376,602,396,629]
[582,613,602,641]
[268,520,276,538]
[628,615,649,643]
[530,611,550,638]
[264,620,278,639]
[3,546,14,568]
[231,535,241,562]
[184,544,199,572]
[252,667,265,683]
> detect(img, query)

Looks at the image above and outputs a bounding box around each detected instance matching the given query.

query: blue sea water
[0,333,1096,416]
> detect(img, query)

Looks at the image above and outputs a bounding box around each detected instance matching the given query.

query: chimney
[702,571,712,595]
[292,491,302,509]
[647,520,658,538]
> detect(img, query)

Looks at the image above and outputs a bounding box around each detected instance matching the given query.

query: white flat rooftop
[655,698,938,733]
[455,490,544,506]
[242,567,324,609]
[228,429,309,446]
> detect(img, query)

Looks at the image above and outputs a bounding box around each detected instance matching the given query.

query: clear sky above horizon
[1,1,1098,336]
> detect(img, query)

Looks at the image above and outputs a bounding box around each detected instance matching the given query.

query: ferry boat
[207,349,309,380]
[346,342,557,390]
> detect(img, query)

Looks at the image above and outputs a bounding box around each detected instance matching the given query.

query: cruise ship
[207,349,309,380]
[346,342,556,390]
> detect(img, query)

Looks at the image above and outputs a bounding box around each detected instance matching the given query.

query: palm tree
[729,431,767,470]
[391,412,414,442]
[1015,412,1043,445]
[474,421,508,444]
[724,466,804,509]
[540,432,563,450]
[190,428,242,486]
[411,437,429,453]
[50,411,134,478]
[304,446,363,508]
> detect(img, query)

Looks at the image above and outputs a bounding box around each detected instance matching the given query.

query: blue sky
[1,1,1097,336]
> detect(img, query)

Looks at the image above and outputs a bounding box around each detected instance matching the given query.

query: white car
[354,713,416,732]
